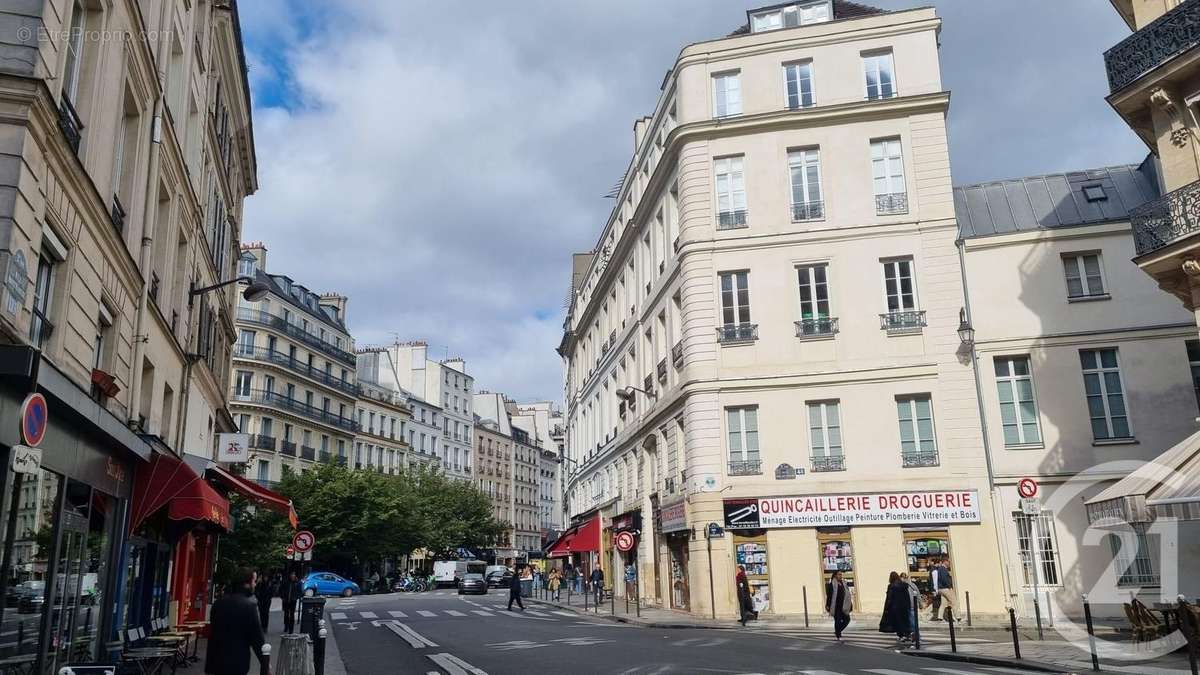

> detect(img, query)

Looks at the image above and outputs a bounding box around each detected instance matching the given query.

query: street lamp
[616,385,657,403]
[957,308,975,347]
[188,276,272,307]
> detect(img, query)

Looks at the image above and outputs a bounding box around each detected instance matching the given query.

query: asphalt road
[326,589,1047,675]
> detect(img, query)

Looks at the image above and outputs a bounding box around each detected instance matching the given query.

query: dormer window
[750,1,831,33]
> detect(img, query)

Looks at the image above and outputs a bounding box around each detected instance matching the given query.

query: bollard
[260,642,272,675]
[1045,590,1054,628]
[947,606,957,653]
[625,584,629,614]
[912,602,921,650]
[567,580,572,606]
[584,581,589,611]
[611,584,615,616]
[1082,595,1101,672]
[313,619,327,675]
[965,591,972,627]
[1033,594,1044,641]
[802,586,809,628]
[1008,607,1021,660]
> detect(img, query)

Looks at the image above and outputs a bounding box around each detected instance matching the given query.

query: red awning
[168,479,230,529]
[547,515,600,558]
[206,464,299,529]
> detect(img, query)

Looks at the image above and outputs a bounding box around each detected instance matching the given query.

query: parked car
[484,565,512,588]
[8,581,42,610]
[457,573,487,595]
[301,572,360,597]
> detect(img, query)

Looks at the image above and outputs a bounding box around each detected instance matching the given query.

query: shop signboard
[724,490,981,529]
[660,498,688,533]
[217,433,250,463]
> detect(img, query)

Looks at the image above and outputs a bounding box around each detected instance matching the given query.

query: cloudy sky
[237,0,1144,403]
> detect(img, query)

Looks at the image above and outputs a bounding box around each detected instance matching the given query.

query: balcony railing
[875,192,908,216]
[728,459,762,476]
[233,345,358,395]
[300,445,316,461]
[110,196,126,233]
[716,209,748,230]
[811,455,846,472]
[236,308,356,365]
[671,340,684,367]
[249,434,277,451]
[795,317,838,338]
[643,374,655,398]
[717,323,758,344]
[30,308,54,350]
[901,450,940,468]
[879,310,926,334]
[230,388,359,433]
[58,97,83,154]
[1104,0,1200,92]
[336,456,348,467]
[791,200,825,222]
[656,358,668,383]
[1130,178,1200,256]
[280,440,297,457]
[319,450,332,463]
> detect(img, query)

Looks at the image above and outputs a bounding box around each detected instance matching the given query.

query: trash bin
[300,596,326,637]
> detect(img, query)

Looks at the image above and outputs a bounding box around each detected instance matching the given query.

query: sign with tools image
[724,489,981,529]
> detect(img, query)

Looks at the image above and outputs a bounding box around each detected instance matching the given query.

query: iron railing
[875,192,908,215]
[717,209,749,230]
[280,440,297,457]
[717,323,758,343]
[879,310,926,333]
[58,97,82,153]
[657,358,668,383]
[233,345,358,395]
[110,196,126,233]
[1130,178,1200,256]
[1104,0,1200,92]
[230,388,359,432]
[811,455,845,472]
[249,434,276,451]
[728,459,762,476]
[901,450,940,468]
[791,200,825,222]
[300,445,316,461]
[319,450,332,463]
[795,317,838,338]
[236,308,356,365]
[671,340,684,367]
[643,374,655,398]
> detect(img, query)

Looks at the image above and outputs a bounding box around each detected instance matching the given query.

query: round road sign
[285,545,295,557]
[20,393,48,447]
[292,530,315,552]
[1017,477,1039,499]
[615,530,637,552]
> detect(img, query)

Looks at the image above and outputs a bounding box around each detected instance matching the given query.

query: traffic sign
[615,530,637,552]
[1019,497,1041,515]
[292,530,315,552]
[19,393,48,447]
[1017,477,1039,499]
[286,545,295,557]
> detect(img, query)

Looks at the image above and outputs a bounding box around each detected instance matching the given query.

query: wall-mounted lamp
[957,307,975,347]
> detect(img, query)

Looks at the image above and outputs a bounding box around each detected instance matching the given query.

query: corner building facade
[559,2,1007,619]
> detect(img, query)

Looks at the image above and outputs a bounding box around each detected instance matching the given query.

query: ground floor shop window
[1014,511,1060,586]
[903,529,950,607]
[0,468,61,663]
[667,533,689,610]
[817,529,854,595]
[734,533,769,613]
[1108,524,1159,587]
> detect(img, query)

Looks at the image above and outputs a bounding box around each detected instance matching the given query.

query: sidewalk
[178,597,348,674]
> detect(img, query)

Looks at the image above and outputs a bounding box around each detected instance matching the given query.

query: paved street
[326,591,1048,675]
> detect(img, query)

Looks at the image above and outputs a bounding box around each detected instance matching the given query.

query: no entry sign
[614,530,637,552]
[1017,477,1039,499]
[292,530,315,552]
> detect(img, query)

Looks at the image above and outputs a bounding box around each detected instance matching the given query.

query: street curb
[901,648,1081,673]
[526,598,743,630]
[322,609,349,675]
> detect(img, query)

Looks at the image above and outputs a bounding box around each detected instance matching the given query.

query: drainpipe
[956,237,1017,606]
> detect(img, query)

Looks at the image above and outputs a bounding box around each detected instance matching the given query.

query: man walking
[205,568,269,675]
[590,564,604,606]
[253,570,273,631]
[933,557,957,621]
[280,570,303,633]
[507,564,525,611]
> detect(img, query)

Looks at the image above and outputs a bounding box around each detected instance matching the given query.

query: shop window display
[817,529,855,607]
[904,529,950,606]
[734,535,770,613]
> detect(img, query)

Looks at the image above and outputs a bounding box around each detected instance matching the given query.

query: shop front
[610,510,640,599]
[659,498,690,610]
[546,514,601,588]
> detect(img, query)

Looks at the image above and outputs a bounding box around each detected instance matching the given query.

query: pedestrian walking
[205,568,270,675]
[253,570,273,631]
[735,566,756,626]
[280,570,303,633]
[549,569,562,601]
[590,564,604,606]
[825,570,852,641]
[507,565,525,611]
[900,572,921,635]
[930,557,957,621]
[882,571,912,642]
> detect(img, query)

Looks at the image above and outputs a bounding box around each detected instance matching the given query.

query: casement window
[1080,348,1131,440]
[30,249,56,349]
[784,61,815,109]
[1187,340,1200,413]
[1062,253,1107,299]
[863,51,896,100]
[236,414,250,432]
[994,356,1042,446]
[714,157,748,228]
[1014,511,1061,586]
[62,1,87,102]
[234,371,253,398]
[238,253,256,277]
[796,264,834,336]
[237,329,255,356]
[712,72,742,118]
[882,258,918,314]
[871,138,907,214]
[726,406,760,467]
[807,401,843,462]
[257,460,270,482]
[788,149,823,221]
[261,418,274,438]
[718,271,755,342]
[1109,524,1159,586]
[896,395,937,466]
[751,1,830,32]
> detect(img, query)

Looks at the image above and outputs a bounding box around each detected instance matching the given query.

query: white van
[432,560,486,587]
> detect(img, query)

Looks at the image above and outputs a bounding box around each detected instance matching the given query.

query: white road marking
[525,610,550,617]
[924,669,995,675]
[552,611,577,617]
[550,637,613,646]
[486,640,546,651]
[427,652,489,675]
[359,611,377,619]
[417,610,438,617]
[863,670,924,675]
[471,610,494,617]
[388,610,407,618]
[445,609,466,616]
[981,669,1043,675]
[374,620,438,648]
[330,612,347,620]
[335,622,359,631]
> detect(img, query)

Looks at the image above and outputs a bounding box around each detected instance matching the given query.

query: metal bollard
[1082,595,1100,672]
[1008,607,1022,660]
[965,591,972,627]
[584,582,589,611]
[567,580,572,606]
[313,619,327,675]
[911,602,921,650]
[612,585,615,615]
[947,606,957,653]
[625,583,629,614]
[802,585,809,627]
[260,642,272,675]
[1045,591,1054,628]
[1033,593,1044,641]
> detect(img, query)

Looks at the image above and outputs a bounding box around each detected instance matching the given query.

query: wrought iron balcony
[672,340,684,367]
[1131,178,1200,256]
[319,450,332,463]
[336,455,348,467]
[657,358,668,383]
[795,316,838,338]
[233,345,358,395]
[110,196,126,233]
[811,455,846,472]
[879,310,926,334]
[58,97,82,154]
[728,459,762,476]
[230,388,359,433]
[791,200,825,222]
[717,209,749,230]
[717,323,758,344]
[29,308,54,350]
[901,450,940,468]
[875,192,908,215]
[280,440,297,457]
[1105,0,1200,92]
[236,308,356,365]
[249,434,276,451]
[300,445,316,461]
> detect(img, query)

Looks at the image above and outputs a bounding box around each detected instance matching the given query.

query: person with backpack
[930,557,957,621]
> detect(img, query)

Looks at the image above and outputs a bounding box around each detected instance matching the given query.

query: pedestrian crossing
[756,628,994,653]
[328,604,579,623]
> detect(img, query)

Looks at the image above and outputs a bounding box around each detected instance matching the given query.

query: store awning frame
[1085,429,1200,524]
[129,451,231,533]
[203,462,299,529]
[167,478,230,529]
[546,515,600,558]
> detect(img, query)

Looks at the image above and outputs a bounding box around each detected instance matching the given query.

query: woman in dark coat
[735,565,755,626]
[826,570,852,641]
[882,571,913,642]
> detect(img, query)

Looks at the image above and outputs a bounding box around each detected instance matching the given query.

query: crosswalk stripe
[980,668,1042,675]
[525,610,549,617]
[862,670,921,675]
[359,611,378,619]
[924,669,994,675]
[552,611,576,617]
[388,610,407,618]
[417,610,437,617]
[330,612,347,620]
[472,610,494,617]
[445,610,466,617]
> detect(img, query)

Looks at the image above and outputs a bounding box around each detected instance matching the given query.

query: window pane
[1100,349,1118,369]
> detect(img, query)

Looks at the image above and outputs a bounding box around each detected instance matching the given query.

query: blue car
[302,572,360,597]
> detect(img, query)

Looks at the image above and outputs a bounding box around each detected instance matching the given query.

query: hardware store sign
[724,490,981,529]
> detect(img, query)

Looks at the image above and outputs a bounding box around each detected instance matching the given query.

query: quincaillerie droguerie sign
[724,490,981,529]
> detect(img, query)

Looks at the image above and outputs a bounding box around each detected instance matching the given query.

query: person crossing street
[507,564,526,611]
[590,564,604,606]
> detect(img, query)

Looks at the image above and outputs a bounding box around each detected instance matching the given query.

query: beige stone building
[474,418,515,562]
[354,381,417,474]
[558,1,1006,618]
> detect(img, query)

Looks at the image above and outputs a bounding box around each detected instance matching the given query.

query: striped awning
[1085,429,1200,523]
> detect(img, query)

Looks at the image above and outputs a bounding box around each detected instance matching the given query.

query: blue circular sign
[20,393,48,447]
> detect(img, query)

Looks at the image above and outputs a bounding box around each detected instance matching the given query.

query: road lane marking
[427,652,489,675]
[388,610,407,618]
[330,612,347,620]
[359,611,377,619]
[925,669,997,675]
[552,611,577,617]
[373,620,438,648]
[486,640,546,650]
[471,610,494,617]
[498,609,554,621]
[525,610,550,617]
[863,670,923,675]
[417,610,438,617]
[445,609,466,616]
